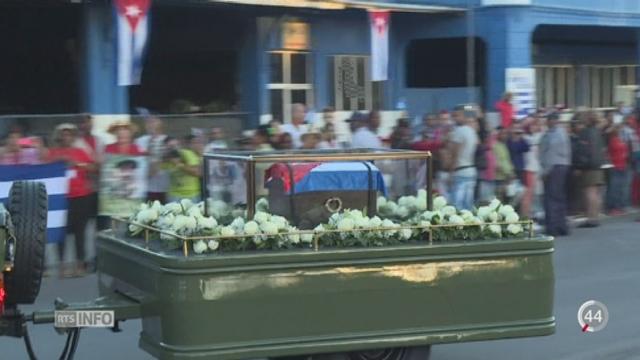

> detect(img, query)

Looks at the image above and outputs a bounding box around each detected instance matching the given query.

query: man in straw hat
[104,121,143,155]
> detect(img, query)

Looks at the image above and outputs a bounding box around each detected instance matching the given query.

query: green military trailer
[1,150,555,360]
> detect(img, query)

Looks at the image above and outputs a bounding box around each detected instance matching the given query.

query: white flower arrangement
[127,189,529,254]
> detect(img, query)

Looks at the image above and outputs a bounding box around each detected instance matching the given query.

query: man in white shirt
[280,103,308,149]
[135,114,169,202]
[447,109,479,210]
[350,111,383,149]
[204,127,229,153]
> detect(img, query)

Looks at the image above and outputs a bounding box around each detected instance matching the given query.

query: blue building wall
[82,3,128,114]
[81,1,640,121]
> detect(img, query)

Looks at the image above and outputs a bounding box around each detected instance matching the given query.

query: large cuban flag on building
[369,10,390,82]
[0,162,69,244]
[114,0,152,86]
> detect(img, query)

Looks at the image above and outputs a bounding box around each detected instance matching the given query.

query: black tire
[304,346,432,360]
[348,347,431,360]
[5,181,48,305]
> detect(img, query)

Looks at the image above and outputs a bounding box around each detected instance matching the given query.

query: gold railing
[111,217,535,257]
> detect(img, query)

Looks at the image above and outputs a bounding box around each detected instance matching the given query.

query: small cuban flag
[0,162,70,244]
[114,0,152,86]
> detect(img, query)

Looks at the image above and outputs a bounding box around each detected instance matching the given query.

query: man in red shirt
[495,92,515,129]
[48,123,96,277]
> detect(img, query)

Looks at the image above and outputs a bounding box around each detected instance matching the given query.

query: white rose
[348,209,364,219]
[381,219,397,237]
[442,206,457,217]
[163,202,183,215]
[151,200,162,211]
[207,240,220,251]
[313,224,325,232]
[398,196,416,209]
[256,197,269,212]
[136,209,158,223]
[337,218,355,231]
[369,216,383,228]
[156,213,175,229]
[448,215,465,225]
[198,216,217,230]
[180,198,194,212]
[230,217,245,231]
[183,216,198,232]
[400,228,412,240]
[488,224,502,235]
[419,220,431,230]
[507,224,523,235]
[415,198,427,211]
[489,198,501,211]
[187,206,203,219]
[505,212,519,223]
[385,201,398,214]
[329,213,341,226]
[193,240,207,254]
[488,211,499,223]
[219,226,235,237]
[417,189,427,200]
[128,223,142,234]
[396,206,410,219]
[459,210,474,221]
[253,236,264,245]
[421,211,435,221]
[476,206,492,220]
[260,221,279,235]
[301,233,314,243]
[253,211,270,224]
[498,205,515,218]
[472,216,485,226]
[287,227,301,244]
[243,221,260,235]
[377,196,387,208]
[171,215,188,231]
[355,217,370,229]
[270,215,288,230]
[433,196,447,210]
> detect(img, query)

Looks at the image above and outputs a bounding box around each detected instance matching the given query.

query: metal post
[426,153,433,210]
[247,158,256,219]
[202,156,210,217]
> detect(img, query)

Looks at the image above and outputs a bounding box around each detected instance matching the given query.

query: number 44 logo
[578,300,609,333]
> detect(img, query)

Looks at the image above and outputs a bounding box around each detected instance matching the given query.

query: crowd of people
[1,98,639,275]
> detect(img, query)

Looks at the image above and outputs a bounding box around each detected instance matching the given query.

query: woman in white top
[522,117,543,219]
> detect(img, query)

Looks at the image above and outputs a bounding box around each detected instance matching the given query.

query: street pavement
[1,215,639,360]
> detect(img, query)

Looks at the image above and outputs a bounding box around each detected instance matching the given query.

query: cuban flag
[265,162,387,195]
[114,0,151,86]
[0,162,69,244]
[369,10,390,82]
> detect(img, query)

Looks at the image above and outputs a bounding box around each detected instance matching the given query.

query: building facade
[2,0,640,128]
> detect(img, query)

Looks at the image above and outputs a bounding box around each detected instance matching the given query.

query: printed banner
[369,10,390,82]
[0,162,69,243]
[99,155,148,216]
[506,67,536,120]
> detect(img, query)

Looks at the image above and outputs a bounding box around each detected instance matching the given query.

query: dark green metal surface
[96,232,555,360]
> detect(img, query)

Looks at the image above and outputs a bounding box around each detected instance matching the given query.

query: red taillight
[0,275,5,315]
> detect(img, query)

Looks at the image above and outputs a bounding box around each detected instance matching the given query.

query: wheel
[4,181,48,304]
[306,346,431,360]
[347,347,431,360]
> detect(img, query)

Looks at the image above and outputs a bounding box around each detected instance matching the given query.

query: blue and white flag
[115,0,151,86]
[0,162,69,244]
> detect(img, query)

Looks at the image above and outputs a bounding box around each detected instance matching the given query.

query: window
[268,51,313,123]
[536,65,638,109]
[405,37,485,88]
[535,66,575,108]
[331,55,377,111]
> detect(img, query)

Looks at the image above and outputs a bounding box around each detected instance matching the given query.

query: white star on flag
[125,5,142,17]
